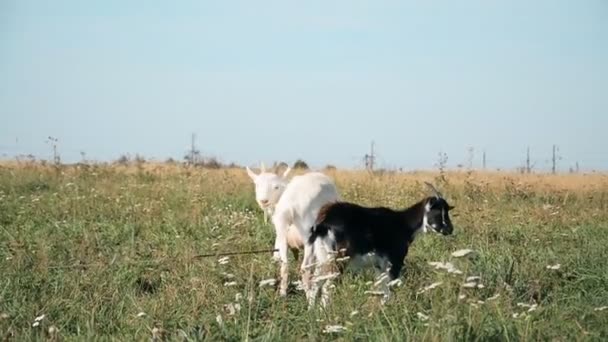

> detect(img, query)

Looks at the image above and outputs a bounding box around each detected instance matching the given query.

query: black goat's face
[423,197,455,235]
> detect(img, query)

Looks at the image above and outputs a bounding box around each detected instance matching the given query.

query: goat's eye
[274,185,280,190]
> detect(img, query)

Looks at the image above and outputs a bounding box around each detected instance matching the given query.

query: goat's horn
[424,181,443,198]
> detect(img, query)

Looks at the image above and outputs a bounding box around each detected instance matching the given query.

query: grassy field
[1,162,608,341]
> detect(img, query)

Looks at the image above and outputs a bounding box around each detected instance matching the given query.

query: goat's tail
[308,202,335,245]
[308,222,329,245]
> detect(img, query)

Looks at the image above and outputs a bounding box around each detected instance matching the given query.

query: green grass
[1,164,608,341]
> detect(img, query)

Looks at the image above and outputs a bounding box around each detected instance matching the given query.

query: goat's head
[246,162,292,218]
[422,182,455,235]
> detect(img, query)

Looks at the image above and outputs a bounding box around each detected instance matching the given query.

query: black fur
[310,196,454,280]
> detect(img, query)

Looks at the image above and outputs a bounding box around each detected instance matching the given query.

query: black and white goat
[307,182,455,307]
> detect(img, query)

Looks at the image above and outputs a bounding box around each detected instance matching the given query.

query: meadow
[1,162,607,341]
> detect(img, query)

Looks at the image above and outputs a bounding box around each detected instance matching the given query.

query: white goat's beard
[421,215,430,233]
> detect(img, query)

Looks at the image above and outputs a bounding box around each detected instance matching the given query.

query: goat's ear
[282,166,292,178]
[246,166,257,180]
[424,181,443,198]
[260,162,266,173]
[448,205,455,210]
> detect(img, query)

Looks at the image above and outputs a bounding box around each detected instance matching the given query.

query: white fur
[270,172,340,298]
[246,162,292,223]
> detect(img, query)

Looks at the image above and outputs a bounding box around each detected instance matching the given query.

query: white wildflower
[516,302,538,312]
[224,281,237,287]
[466,276,481,282]
[313,273,340,283]
[459,294,467,300]
[416,312,429,321]
[323,325,347,334]
[291,280,305,291]
[48,326,58,335]
[224,303,237,316]
[417,281,443,294]
[235,293,243,302]
[350,310,359,317]
[151,327,163,339]
[336,256,350,262]
[259,278,276,287]
[34,314,45,322]
[452,249,474,258]
[216,314,223,327]
[136,312,146,318]
[388,279,403,288]
[428,261,462,275]
[218,256,230,265]
[374,274,389,287]
[487,294,501,301]
[364,290,386,296]
[32,321,40,327]
[221,272,235,279]
[594,306,608,311]
[477,284,485,289]
[546,264,561,270]
[462,282,478,288]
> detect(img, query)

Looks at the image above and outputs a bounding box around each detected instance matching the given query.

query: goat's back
[273,172,339,227]
[313,202,411,256]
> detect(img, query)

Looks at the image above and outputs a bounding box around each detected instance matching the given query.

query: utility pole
[191,133,196,165]
[370,140,375,171]
[364,140,376,172]
[482,150,486,169]
[187,133,201,166]
[526,146,531,174]
[467,146,474,169]
[552,144,558,174]
[46,136,60,165]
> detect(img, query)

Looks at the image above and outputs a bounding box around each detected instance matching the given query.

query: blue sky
[1,0,607,171]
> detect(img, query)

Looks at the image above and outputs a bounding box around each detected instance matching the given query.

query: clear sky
[1,0,607,171]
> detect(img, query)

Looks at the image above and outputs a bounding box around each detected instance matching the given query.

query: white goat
[270,171,340,299]
[246,163,303,259]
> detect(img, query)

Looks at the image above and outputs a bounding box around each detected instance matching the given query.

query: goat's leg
[306,240,324,309]
[272,235,281,262]
[277,237,290,297]
[300,243,315,296]
[379,252,405,305]
[315,238,336,309]
[372,257,392,305]
[272,214,290,297]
